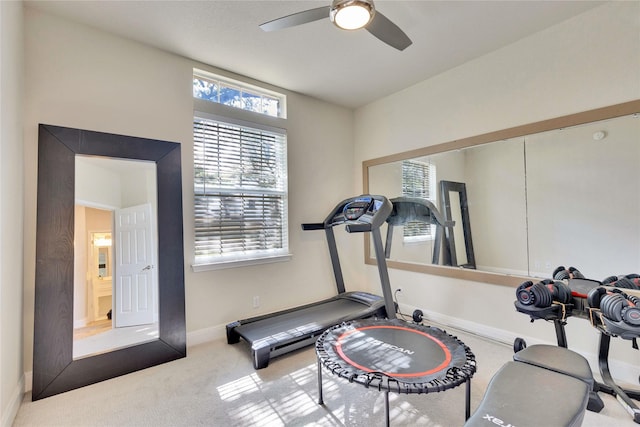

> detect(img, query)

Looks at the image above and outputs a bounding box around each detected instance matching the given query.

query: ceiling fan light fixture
[330,0,375,30]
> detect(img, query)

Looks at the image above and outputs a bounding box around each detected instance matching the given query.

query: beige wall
[353,1,640,380]
[22,7,354,378]
[0,1,24,426]
[6,2,640,421]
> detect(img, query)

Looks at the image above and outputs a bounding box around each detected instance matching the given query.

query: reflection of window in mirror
[98,248,107,276]
[94,233,112,277]
[402,159,436,241]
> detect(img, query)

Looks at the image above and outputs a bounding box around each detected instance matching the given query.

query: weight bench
[465,345,592,427]
[513,344,603,412]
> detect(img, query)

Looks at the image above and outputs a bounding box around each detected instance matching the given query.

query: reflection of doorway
[73,205,114,329]
[73,204,159,359]
[75,204,159,329]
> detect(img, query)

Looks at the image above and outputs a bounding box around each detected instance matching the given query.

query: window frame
[193,69,287,119]
[192,66,290,272]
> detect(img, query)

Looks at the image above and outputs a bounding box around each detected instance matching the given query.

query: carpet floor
[14,323,637,426]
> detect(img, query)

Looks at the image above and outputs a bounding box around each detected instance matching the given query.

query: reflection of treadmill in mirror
[226,195,393,369]
[385,197,455,265]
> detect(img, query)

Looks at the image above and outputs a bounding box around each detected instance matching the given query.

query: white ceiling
[25,0,603,109]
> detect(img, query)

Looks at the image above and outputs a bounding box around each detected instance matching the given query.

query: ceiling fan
[259,0,412,51]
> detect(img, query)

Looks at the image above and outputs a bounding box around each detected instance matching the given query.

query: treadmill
[226,194,396,369]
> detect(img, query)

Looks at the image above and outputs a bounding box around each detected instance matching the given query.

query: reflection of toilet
[92,276,112,320]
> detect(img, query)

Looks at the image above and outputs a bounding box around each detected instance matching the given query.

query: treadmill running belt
[235,297,371,342]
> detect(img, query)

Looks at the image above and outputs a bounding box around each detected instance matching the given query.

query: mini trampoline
[316,318,477,426]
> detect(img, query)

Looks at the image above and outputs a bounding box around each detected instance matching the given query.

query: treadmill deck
[227,291,386,369]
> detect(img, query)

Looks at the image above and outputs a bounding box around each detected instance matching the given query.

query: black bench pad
[513,344,594,388]
[465,361,589,427]
[513,344,603,413]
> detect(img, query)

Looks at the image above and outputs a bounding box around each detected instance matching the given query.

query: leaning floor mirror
[33,124,186,400]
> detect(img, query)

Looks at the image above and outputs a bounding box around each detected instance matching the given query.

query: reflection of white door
[114,203,156,328]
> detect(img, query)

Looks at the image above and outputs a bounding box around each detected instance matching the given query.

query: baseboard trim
[23,371,31,393]
[186,323,227,347]
[73,317,88,329]
[2,375,24,427]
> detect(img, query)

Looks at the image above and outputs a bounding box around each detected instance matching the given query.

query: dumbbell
[553,266,585,280]
[622,300,640,326]
[536,279,572,304]
[602,274,640,290]
[587,286,622,309]
[602,293,640,326]
[588,287,640,326]
[516,279,572,307]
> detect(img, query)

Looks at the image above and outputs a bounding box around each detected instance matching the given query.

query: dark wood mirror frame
[363,100,640,287]
[33,124,186,400]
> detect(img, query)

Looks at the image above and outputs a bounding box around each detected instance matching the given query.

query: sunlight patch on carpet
[217,372,263,401]
[216,363,348,425]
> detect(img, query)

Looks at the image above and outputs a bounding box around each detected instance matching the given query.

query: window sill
[191,254,292,272]
[403,236,435,245]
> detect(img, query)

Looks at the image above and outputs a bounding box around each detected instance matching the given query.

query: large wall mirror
[34,124,186,400]
[364,100,640,286]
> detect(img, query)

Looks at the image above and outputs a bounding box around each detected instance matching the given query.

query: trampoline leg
[385,391,390,427]
[317,358,324,405]
[465,378,471,420]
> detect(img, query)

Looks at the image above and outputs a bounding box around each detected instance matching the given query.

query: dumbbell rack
[514,278,640,423]
[514,300,570,349]
[587,300,640,423]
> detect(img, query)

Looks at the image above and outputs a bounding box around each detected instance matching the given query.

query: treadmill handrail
[345,223,371,233]
[301,223,325,231]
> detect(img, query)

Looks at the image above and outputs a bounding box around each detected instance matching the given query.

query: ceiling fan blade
[366,10,412,51]
[259,6,331,32]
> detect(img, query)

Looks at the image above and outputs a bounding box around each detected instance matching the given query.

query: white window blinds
[193,116,288,266]
[402,159,436,239]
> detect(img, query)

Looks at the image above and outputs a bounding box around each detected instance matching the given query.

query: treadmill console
[344,198,375,220]
[326,195,391,231]
[301,195,392,232]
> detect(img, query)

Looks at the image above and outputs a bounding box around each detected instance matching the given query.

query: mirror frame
[363,100,640,287]
[33,124,186,400]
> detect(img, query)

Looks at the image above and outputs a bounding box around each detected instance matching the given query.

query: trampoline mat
[316,319,476,394]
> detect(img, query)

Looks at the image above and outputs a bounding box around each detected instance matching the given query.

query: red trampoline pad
[334,324,452,378]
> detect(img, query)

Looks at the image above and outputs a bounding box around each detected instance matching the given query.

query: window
[193,115,289,270]
[193,69,286,118]
[402,159,436,240]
